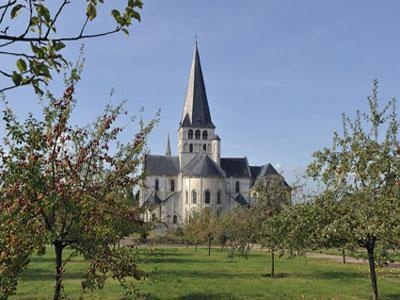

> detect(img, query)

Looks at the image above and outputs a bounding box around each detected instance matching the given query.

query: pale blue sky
[1,0,400,182]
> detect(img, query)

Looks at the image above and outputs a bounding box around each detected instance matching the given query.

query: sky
[1,0,400,183]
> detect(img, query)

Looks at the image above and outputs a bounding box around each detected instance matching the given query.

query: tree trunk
[208,236,211,256]
[54,241,64,300]
[367,244,379,300]
[342,248,346,264]
[271,248,275,278]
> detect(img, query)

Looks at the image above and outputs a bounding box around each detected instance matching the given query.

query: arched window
[188,130,193,140]
[202,130,208,140]
[189,144,193,153]
[170,180,175,192]
[204,190,211,204]
[235,181,240,193]
[195,130,201,140]
[185,191,189,204]
[192,190,197,204]
[217,190,221,204]
[173,215,178,224]
[151,213,156,221]
[203,144,207,151]
[155,179,159,191]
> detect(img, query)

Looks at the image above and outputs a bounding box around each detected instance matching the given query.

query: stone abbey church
[140,43,288,227]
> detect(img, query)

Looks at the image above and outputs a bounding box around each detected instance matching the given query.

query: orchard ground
[12,246,400,299]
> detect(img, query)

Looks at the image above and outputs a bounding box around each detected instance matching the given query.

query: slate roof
[145,193,162,207]
[234,193,249,207]
[180,42,215,129]
[250,163,279,181]
[144,155,179,176]
[250,164,290,187]
[220,157,251,178]
[182,152,225,177]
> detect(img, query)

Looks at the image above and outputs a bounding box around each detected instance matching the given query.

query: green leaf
[16,59,27,72]
[130,10,141,22]
[32,81,44,96]
[11,72,22,86]
[53,42,65,51]
[10,4,24,19]
[111,9,121,22]
[87,3,97,20]
[122,28,129,36]
[135,0,143,9]
[30,43,45,59]
[36,4,51,23]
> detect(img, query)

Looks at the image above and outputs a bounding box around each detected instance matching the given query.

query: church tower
[178,42,220,168]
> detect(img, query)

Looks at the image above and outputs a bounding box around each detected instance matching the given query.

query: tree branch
[0,0,16,10]
[0,84,18,93]
[0,0,16,25]
[44,0,70,39]
[0,50,34,58]
[79,16,90,37]
[0,26,122,43]
[0,69,12,77]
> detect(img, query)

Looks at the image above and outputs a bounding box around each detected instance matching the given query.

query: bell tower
[178,42,220,169]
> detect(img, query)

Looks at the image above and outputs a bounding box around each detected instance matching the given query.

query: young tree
[0,0,143,94]
[220,207,258,261]
[251,175,291,278]
[182,212,202,253]
[307,80,400,300]
[0,68,158,299]
[196,208,220,256]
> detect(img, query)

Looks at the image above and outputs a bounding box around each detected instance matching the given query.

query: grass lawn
[12,246,400,300]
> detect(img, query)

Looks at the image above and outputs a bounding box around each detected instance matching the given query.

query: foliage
[195,208,220,256]
[219,207,257,260]
[0,66,159,299]
[251,174,291,276]
[306,80,400,300]
[182,211,203,252]
[0,0,143,94]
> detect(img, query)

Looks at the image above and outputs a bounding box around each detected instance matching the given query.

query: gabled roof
[180,42,215,129]
[227,192,249,207]
[220,157,251,178]
[144,155,179,176]
[145,193,162,207]
[235,193,250,207]
[250,163,279,181]
[182,152,225,177]
[250,163,290,187]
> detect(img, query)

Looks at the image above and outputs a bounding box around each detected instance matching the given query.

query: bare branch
[0,70,12,77]
[0,26,122,43]
[0,0,16,25]
[44,0,70,39]
[0,84,18,93]
[0,50,34,58]
[79,16,90,37]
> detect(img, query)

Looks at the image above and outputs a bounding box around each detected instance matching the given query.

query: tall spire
[180,42,215,128]
[165,134,171,156]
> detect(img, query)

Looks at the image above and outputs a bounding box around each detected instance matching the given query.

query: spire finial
[165,133,171,156]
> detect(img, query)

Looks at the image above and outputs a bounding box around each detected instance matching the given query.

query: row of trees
[182,81,400,300]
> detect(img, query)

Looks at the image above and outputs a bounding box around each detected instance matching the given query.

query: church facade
[140,43,288,227]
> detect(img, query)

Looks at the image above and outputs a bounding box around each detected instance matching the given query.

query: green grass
[12,246,400,300]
